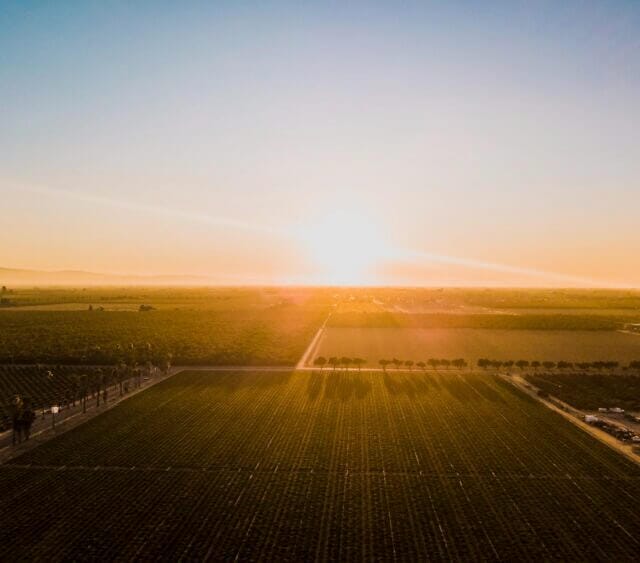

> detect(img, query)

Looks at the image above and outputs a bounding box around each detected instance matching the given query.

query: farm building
[584,415,599,423]
[610,407,625,414]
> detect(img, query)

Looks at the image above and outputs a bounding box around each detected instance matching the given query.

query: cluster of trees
[54,348,173,413]
[313,356,640,374]
[0,306,324,365]
[4,345,174,438]
[312,356,469,372]
[313,356,367,371]
[477,359,638,372]
[378,358,468,371]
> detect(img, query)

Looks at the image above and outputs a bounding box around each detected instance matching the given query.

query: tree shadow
[323,372,371,401]
[306,371,323,401]
[383,371,439,397]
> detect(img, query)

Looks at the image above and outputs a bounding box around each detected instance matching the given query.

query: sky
[1,1,639,286]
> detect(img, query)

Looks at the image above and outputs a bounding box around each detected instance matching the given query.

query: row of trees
[312,356,469,372]
[379,358,468,371]
[50,351,173,414]
[7,347,174,443]
[477,359,639,371]
[313,357,367,371]
[313,356,640,373]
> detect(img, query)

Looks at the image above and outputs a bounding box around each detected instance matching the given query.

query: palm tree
[70,375,80,407]
[314,356,327,371]
[79,374,89,413]
[94,369,103,406]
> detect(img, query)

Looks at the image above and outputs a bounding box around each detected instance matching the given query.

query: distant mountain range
[0,267,215,286]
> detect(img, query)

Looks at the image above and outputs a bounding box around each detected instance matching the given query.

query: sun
[298,210,391,285]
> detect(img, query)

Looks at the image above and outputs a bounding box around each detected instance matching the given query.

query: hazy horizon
[2,1,639,287]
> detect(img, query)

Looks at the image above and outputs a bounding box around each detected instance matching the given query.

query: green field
[314,327,640,365]
[2,370,639,560]
[328,311,634,330]
[524,372,640,412]
[0,288,331,365]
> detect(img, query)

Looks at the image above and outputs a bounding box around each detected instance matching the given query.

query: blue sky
[1,1,639,285]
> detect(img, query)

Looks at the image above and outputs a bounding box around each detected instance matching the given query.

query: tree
[314,356,327,371]
[379,359,390,372]
[452,358,467,370]
[70,375,80,407]
[515,360,529,370]
[162,352,173,375]
[428,358,439,370]
[477,358,490,370]
[10,395,24,445]
[328,357,339,371]
[503,360,514,370]
[353,358,366,371]
[542,361,556,371]
[21,397,35,441]
[440,359,451,370]
[341,357,352,371]
[79,374,89,413]
[416,361,426,372]
[404,360,414,371]
[531,361,541,371]
[392,358,402,370]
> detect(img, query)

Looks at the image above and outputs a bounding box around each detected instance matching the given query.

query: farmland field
[0,288,331,365]
[0,365,109,428]
[1,369,639,560]
[313,327,640,365]
[524,372,640,412]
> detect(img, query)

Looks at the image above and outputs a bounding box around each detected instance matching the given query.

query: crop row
[0,365,111,427]
[0,305,328,365]
[3,370,639,559]
[525,372,640,411]
[1,464,639,561]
